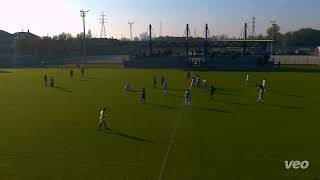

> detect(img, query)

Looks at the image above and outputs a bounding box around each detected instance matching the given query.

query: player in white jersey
[190,77,195,89]
[203,79,208,88]
[262,79,266,93]
[245,74,249,85]
[99,107,110,131]
[162,80,168,96]
[257,87,265,103]
[124,82,130,91]
[184,89,191,107]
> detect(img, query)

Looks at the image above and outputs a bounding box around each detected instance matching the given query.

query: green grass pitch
[0,68,319,180]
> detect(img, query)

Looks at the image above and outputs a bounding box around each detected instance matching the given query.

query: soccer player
[99,107,110,131]
[81,68,85,78]
[256,84,265,103]
[70,69,74,79]
[196,76,201,88]
[262,78,266,93]
[153,75,157,88]
[124,82,130,91]
[162,80,168,96]
[184,89,191,107]
[190,77,195,88]
[161,75,165,87]
[209,83,216,100]
[187,71,191,79]
[203,79,208,88]
[44,74,48,86]
[141,88,146,104]
[245,74,250,85]
[50,76,55,87]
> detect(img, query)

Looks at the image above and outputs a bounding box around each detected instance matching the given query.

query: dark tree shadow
[103,130,154,143]
[0,70,11,73]
[55,86,72,93]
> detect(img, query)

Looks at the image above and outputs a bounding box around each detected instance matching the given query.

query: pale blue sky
[1,0,319,38]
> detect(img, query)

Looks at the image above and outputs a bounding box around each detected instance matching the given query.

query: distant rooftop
[14,30,40,39]
[0,30,13,38]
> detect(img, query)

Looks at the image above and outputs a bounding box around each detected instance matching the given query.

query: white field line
[157,103,184,180]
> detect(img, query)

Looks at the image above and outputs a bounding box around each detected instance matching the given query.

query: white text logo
[284,160,309,170]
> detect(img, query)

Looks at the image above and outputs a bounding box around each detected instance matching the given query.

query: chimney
[28,30,30,33]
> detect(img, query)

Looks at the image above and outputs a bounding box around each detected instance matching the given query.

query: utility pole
[149,24,153,55]
[270,20,277,55]
[128,22,134,41]
[100,12,107,38]
[80,10,90,64]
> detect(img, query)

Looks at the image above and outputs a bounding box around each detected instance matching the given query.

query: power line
[80,10,90,64]
[100,11,107,38]
[251,16,256,38]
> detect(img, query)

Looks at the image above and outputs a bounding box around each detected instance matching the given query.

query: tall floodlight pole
[205,24,209,56]
[149,24,153,55]
[128,22,134,41]
[186,24,190,58]
[243,23,248,54]
[270,20,277,55]
[80,10,90,64]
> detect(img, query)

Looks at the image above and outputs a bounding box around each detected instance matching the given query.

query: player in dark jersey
[209,83,216,100]
[44,74,48,86]
[141,88,146,104]
[153,75,157,88]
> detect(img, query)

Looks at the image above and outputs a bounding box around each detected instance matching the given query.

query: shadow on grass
[0,70,12,73]
[269,90,304,98]
[128,89,141,93]
[215,91,234,96]
[168,94,184,98]
[168,88,185,92]
[55,86,72,93]
[218,100,252,106]
[147,103,177,110]
[265,104,305,110]
[103,129,154,144]
[86,77,99,80]
[194,106,232,114]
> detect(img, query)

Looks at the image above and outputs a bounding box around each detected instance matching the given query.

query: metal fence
[273,55,320,65]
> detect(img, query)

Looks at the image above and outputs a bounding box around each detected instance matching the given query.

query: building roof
[0,30,13,39]
[14,30,40,39]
